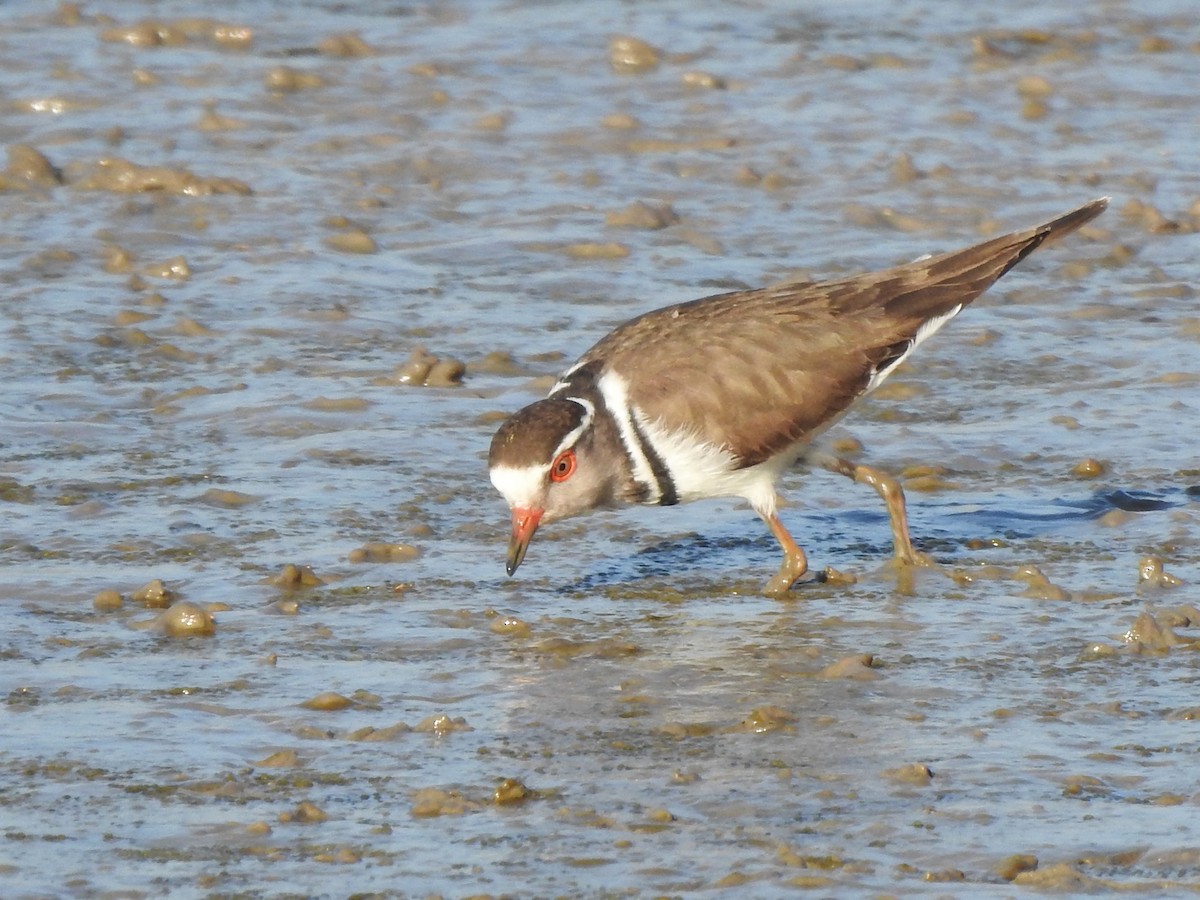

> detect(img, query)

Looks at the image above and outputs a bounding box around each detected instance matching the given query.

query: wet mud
[2,0,1200,895]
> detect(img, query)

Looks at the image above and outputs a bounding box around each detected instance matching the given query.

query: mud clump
[264,66,325,92]
[563,241,629,259]
[198,488,261,508]
[609,36,661,73]
[318,32,375,57]
[489,616,531,638]
[1071,457,1105,479]
[391,347,466,387]
[411,788,480,817]
[92,589,123,612]
[883,762,934,786]
[681,70,726,90]
[301,692,354,711]
[1012,565,1070,601]
[100,18,253,50]
[1137,556,1183,589]
[996,854,1039,881]
[280,800,327,824]
[605,201,679,230]
[3,145,63,189]
[132,578,178,609]
[151,600,216,637]
[73,157,252,195]
[413,714,471,735]
[820,654,879,680]
[348,543,420,564]
[271,564,324,588]
[732,706,795,734]
[1123,610,1183,652]
[255,749,301,767]
[325,230,377,254]
[493,778,532,805]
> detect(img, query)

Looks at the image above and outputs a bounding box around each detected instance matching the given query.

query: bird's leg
[822,457,933,567]
[760,511,809,597]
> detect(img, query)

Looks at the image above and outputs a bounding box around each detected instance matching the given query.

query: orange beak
[506,506,543,576]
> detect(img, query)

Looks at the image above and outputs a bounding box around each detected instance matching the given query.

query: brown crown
[489,398,588,468]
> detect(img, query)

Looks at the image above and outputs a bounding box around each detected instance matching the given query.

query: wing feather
[573,199,1105,466]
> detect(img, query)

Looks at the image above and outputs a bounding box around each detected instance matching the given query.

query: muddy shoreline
[2,1,1199,895]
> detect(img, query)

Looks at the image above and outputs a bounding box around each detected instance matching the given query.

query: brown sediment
[605,201,679,230]
[609,36,660,73]
[347,542,420,563]
[132,578,177,608]
[300,692,354,711]
[0,5,1194,893]
[271,564,324,588]
[390,347,467,387]
[150,600,216,637]
[264,66,324,92]
[73,157,252,195]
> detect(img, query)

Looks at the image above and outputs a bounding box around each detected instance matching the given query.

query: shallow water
[2,0,1200,896]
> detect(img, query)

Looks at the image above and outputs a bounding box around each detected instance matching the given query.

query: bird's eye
[550,449,576,483]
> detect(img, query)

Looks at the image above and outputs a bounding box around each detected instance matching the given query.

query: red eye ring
[550,449,576,483]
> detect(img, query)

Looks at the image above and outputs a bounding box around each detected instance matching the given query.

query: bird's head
[488,397,613,575]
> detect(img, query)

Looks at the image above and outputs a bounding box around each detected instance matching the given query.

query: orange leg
[822,457,931,567]
[760,511,809,597]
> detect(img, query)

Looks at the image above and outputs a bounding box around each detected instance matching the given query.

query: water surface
[2,0,1199,895]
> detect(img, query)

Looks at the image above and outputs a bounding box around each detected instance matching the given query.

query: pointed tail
[1001,196,1109,275]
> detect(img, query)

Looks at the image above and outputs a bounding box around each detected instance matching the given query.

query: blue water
[1,0,1198,895]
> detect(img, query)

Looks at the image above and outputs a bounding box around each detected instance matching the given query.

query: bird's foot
[890,547,936,569]
[763,567,803,598]
[880,547,945,595]
[760,513,810,597]
[762,564,856,597]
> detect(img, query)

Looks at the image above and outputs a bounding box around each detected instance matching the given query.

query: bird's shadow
[560,487,1187,594]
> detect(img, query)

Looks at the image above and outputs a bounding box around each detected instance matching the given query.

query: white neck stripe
[550,359,585,395]
[597,369,663,504]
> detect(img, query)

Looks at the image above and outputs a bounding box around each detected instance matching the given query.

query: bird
[488,198,1108,596]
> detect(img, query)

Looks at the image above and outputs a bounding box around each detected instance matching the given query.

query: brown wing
[578,199,1106,466]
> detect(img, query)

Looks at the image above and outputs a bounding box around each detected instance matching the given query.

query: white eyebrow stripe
[554,396,594,457]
